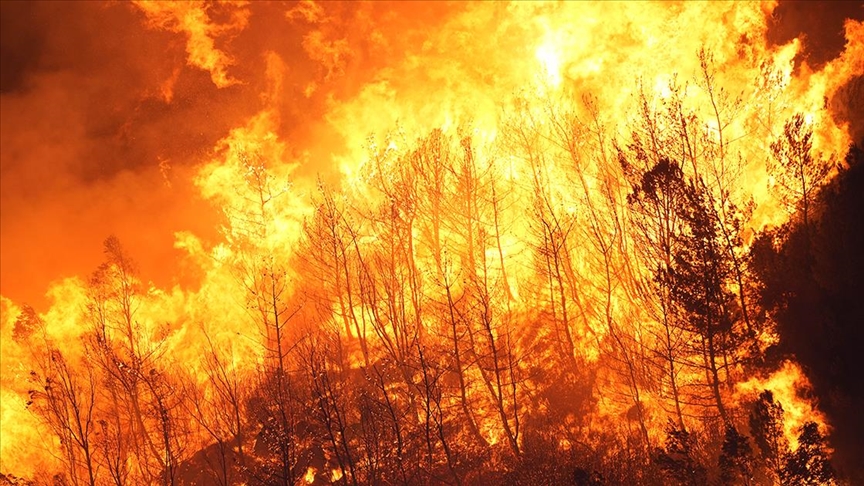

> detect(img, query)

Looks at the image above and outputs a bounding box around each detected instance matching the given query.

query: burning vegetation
[1,1,862,485]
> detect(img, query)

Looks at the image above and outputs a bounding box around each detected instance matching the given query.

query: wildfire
[1,1,861,485]
[735,361,827,450]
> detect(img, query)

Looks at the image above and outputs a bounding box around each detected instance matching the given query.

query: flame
[535,35,564,87]
[1,1,862,483]
[0,298,59,478]
[303,466,317,484]
[735,361,827,449]
[133,1,250,88]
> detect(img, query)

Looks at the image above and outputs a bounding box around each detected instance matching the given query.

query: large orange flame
[1,1,861,483]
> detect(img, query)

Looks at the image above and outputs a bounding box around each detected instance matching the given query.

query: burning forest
[1,1,862,485]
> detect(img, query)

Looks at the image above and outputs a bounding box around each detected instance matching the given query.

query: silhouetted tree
[88,236,183,485]
[625,157,738,423]
[26,346,98,486]
[749,390,789,483]
[782,422,836,486]
[769,114,832,235]
[749,145,864,482]
[718,424,754,485]
[653,420,707,486]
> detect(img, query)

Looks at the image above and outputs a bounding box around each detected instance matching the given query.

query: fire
[535,38,564,87]
[735,361,826,449]
[303,466,317,484]
[1,1,861,484]
[133,1,250,89]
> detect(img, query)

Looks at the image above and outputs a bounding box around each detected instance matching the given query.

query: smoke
[0,1,459,308]
[133,1,250,90]
[0,2,253,308]
[763,1,864,145]
[766,1,863,70]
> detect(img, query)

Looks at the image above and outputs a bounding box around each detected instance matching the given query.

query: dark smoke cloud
[831,75,864,145]
[0,2,246,308]
[766,1,863,70]
[766,2,864,145]
[0,2,42,94]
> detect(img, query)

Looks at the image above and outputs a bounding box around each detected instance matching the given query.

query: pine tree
[749,390,789,483]
[718,425,754,485]
[653,420,707,486]
[782,422,836,486]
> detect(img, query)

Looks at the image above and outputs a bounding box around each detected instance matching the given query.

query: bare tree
[300,332,359,486]
[554,97,656,447]
[225,153,306,486]
[24,317,98,486]
[87,236,181,484]
[770,113,832,236]
[183,328,250,485]
[303,183,371,367]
